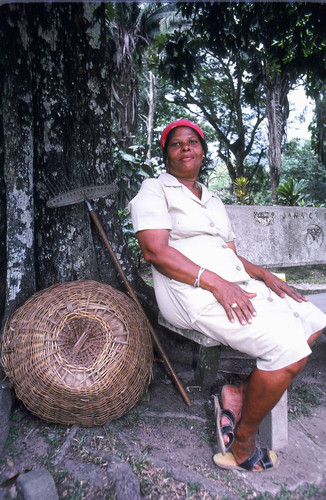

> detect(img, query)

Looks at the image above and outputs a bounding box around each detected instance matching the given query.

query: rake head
[47,184,119,208]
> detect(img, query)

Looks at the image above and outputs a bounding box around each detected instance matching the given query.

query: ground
[0,266,326,499]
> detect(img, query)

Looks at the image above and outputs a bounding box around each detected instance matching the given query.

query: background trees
[281,139,326,205]
[156,48,266,184]
[307,81,326,169]
[153,2,326,201]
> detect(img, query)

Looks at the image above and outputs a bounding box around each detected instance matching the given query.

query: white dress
[129,173,326,371]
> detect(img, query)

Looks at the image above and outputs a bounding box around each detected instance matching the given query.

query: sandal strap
[220,409,235,451]
[221,426,234,451]
[220,424,233,435]
[238,447,273,471]
[220,409,236,428]
[259,448,273,469]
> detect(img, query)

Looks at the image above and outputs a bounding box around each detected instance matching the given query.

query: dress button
[222,244,228,249]
[294,312,300,318]
[268,297,273,302]
[209,222,215,227]
[236,265,242,271]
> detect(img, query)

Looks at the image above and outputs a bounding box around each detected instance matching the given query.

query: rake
[47,179,191,407]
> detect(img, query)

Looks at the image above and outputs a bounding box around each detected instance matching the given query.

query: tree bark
[312,90,326,168]
[0,98,5,323]
[110,6,140,151]
[1,4,36,319]
[0,3,154,327]
[265,73,290,202]
[145,70,157,165]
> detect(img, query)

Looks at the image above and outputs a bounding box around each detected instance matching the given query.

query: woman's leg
[307,328,323,346]
[220,328,324,453]
[231,357,307,467]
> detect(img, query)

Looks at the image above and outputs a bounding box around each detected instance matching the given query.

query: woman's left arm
[227,241,308,303]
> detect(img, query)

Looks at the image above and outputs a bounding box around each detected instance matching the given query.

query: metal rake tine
[46,178,65,197]
[62,174,75,192]
[46,180,59,197]
[81,169,91,186]
[90,172,98,184]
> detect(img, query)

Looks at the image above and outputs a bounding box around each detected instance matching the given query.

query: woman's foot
[213,446,278,471]
[231,431,262,469]
[221,384,265,469]
[220,384,246,446]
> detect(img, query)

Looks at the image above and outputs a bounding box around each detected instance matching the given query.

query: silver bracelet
[194,267,205,288]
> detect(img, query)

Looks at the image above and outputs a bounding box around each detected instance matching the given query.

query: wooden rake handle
[85,199,191,407]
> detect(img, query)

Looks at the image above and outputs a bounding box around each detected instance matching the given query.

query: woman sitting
[128,119,326,471]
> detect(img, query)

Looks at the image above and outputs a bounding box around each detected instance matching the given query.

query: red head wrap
[160,119,205,149]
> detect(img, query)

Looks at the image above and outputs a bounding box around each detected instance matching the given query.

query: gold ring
[230,303,237,309]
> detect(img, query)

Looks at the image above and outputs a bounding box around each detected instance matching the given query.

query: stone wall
[225,206,326,268]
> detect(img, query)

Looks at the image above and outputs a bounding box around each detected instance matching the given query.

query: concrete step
[306,292,326,313]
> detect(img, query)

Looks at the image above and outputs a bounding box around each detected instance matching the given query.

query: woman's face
[165,127,204,180]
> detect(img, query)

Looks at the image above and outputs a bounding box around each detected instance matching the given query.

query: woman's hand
[261,270,308,303]
[235,245,308,305]
[209,278,257,326]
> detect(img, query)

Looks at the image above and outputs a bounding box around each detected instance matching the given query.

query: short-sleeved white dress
[129,173,326,371]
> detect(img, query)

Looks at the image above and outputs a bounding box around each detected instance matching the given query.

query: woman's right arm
[137,228,204,286]
[136,229,256,325]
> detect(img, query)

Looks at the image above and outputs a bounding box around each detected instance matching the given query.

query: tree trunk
[313,90,326,168]
[111,15,139,151]
[1,4,36,319]
[265,73,290,202]
[145,70,157,165]
[0,3,154,327]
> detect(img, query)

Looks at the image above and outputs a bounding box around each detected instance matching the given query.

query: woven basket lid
[1,280,153,426]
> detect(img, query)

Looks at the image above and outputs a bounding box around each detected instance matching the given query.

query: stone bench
[225,205,326,268]
[158,312,288,451]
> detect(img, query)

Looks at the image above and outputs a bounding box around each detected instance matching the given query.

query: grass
[269,265,326,285]
[288,382,323,420]
[254,483,326,499]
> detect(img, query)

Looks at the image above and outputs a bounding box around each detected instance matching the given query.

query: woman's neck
[175,177,202,199]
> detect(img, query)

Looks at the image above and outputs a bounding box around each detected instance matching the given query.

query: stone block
[194,344,221,388]
[259,391,288,451]
[158,313,220,347]
[226,205,326,267]
[16,469,59,500]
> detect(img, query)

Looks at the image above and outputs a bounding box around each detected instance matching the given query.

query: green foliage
[281,139,326,205]
[168,3,326,88]
[276,177,307,206]
[110,3,326,207]
[152,27,267,181]
[113,141,153,208]
[234,177,250,205]
[118,208,142,266]
[152,2,326,201]
[245,163,272,206]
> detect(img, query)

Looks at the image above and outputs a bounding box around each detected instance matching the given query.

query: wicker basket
[1,280,153,426]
